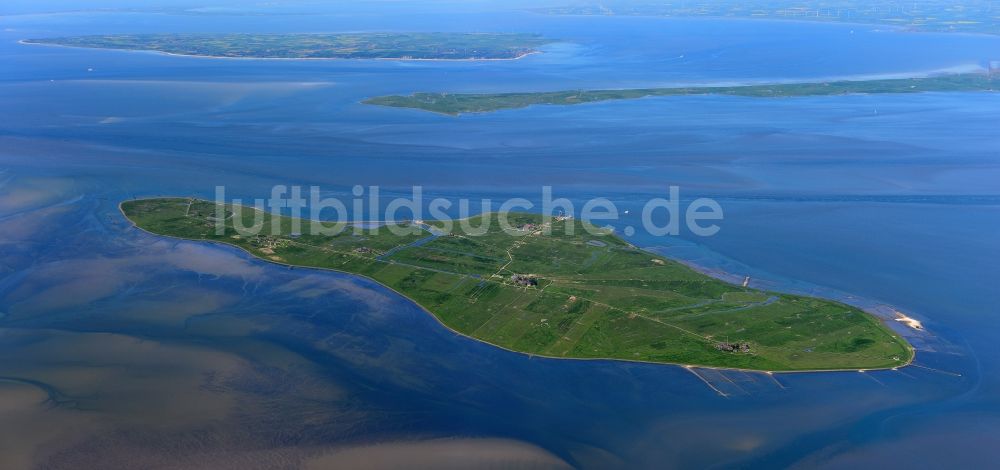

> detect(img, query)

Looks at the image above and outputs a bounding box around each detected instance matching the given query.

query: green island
[21,33,552,60]
[121,198,913,372]
[535,1,1000,35]
[364,72,997,115]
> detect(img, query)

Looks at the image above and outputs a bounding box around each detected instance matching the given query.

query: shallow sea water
[1,3,999,468]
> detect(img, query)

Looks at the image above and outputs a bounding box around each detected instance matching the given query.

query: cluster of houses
[715,342,752,353]
[510,274,539,287]
[249,235,288,250]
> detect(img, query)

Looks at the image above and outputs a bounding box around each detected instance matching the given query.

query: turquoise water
[1,3,999,467]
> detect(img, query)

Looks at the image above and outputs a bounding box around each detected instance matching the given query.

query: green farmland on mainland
[122,198,913,372]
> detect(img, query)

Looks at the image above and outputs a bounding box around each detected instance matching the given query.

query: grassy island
[364,73,997,115]
[121,198,913,372]
[22,33,552,60]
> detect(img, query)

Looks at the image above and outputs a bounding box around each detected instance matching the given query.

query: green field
[364,72,998,114]
[22,33,552,60]
[536,1,1000,35]
[121,198,913,371]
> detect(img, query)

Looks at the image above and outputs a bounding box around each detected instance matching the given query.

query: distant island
[121,198,913,372]
[534,1,1000,35]
[363,72,997,115]
[21,33,553,60]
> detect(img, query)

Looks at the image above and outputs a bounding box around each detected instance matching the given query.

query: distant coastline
[531,2,1000,36]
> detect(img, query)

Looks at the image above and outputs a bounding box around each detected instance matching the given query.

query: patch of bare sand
[0,380,100,470]
[3,241,264,319]
[304,438,572,470]
[0,176,78,214]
